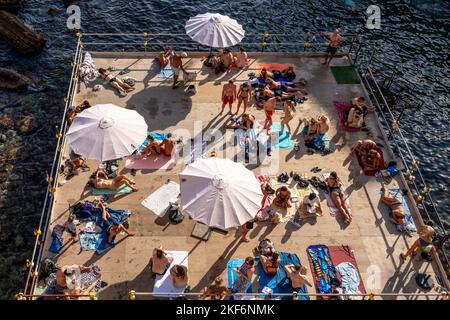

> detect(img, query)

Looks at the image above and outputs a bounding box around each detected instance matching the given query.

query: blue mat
[255,121,294,149]
[137,132,170,151]
[257,76,292,85]
[158,63,173,78]
[227,259,253,294]
[95,230,115,254]
[80,232,100,251]
[382,188,417,233]
[257,252,309,300]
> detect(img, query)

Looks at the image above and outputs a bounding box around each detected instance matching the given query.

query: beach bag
[386,161,399,177]
[168,202,184,224]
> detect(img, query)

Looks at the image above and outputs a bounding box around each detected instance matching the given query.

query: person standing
[220,80,237,114]
[170,51,188,88]
[320,29,346,66]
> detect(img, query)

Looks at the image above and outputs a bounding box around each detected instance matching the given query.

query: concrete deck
[40,53,442,300]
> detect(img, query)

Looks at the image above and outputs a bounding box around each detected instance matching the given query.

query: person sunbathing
[67,100,91,125]
[89,170,138,192]
[326,171,352,224]
[236,82,252,114]
[284,264,313,289]
[150,246,174,275]
[64,278,100,300]
[400,222,436,261]
[281,66,297,81]
[232,257,255,294]
[234,47,249,68]
[303,117,319,142]
[201,276,230,300]
[98,68,134,96]
[380,186,406,225]
[362,149,382,172]
[280,100,294,134]
[107,221,134,245]
[266,77,308,94]
[260,251,281,276]
[159,135,177,157]
[260,68,274,82]
[56,264,94,292]
[273,186,292,209]
[141,136,161,158]
[170,264,189,289]
[155,46,172,69]
[262,86,300,101]
[317,115,330,135]
[345,104,365,128]
[215,48,234,74]
[224,113,255,131]
[352,139,378,162]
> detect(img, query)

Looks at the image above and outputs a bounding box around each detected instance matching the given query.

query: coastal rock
[0,67,31,90]
[14,235,25,248]
[0,115,14,129]
[17,114,38,134]
[0,10,45,55]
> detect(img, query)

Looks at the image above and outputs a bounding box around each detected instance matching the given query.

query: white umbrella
[66,104,147,161]
[185,13,245,48]
[180,157,263,229]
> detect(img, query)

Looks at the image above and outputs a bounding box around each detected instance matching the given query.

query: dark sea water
[0,0,448,298]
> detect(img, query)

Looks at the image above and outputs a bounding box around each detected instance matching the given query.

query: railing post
[143,32,148,52]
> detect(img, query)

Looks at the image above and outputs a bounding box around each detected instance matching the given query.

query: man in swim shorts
[320,29,346,66]
[220,79,237,114]
[170,51,188,88]
[264,97,277,132]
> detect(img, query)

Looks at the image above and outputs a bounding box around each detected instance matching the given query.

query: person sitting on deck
[361,148,382,173]
[236,82,252,114]
[233,47,249,69]
[141,135,161,158]
[214,48,235,74]
[232,257,255,295]
[303,117,319,142]
[303,192,322,215]
[155,46,172,69]
[351,139,378,162]
[67,100,91,125]
[89,169,138,192]
[400,221,436,261]
[266,77,308,95]
[64,214,78,243]
[380,186,406,226]
[170,264,189,289]
[56,264,94,293]
[345,97,374,129]
[273,186,292,209]
[98,68,134,97]
[259,68,274,82]
[201,276,230,300]
[281,66,297,81]
[284,264,313,289]
[325,171,352,224]
[170,51,188,88]
[106,221,134,245]
[224,113,255,131]
[159,134,177,157]
[260,251,281,276]
[150,246,174,276]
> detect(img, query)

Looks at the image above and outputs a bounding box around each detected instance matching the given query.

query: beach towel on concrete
[124,155,176,170]
[227,258,253,294]
[95,208,130,254]
[329,245,366,295]
[356,147,386,176]
[320,173,352,217]
[158,62,173,78]
[154,250,188,297]
[257,252,309,300]
[141,181,180,217]
[95,230,115,254]
[381,188,417,233]
[334,101,361,132]
[307,245,338,296]
[80,232,100,251]
[92,185,133,195]
[254,121,294,149]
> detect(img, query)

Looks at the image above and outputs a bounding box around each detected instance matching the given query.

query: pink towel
[124,155,176,170]
[333,101,360,132]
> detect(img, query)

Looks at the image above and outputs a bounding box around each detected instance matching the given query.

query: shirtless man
[280,100,294,134]
[263,97,277,132]
[107,221,134,245]
[56,264,93,292]
[170,51,188,88]
[320,30,346,65]
[159,135,177,157]
[263,86,301,101]
[284,264,313,289]
[266,77,308,94]
[221,80,237,114]
[220,48,234,68]
[380,186,406,225]
[89,170,138,192]
[234,47,249,68]
[236,82,252,114]
[401,222,436,260]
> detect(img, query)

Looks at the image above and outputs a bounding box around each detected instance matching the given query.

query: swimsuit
[265,109,274,121]
[326,45,338,54]
[223,95,234,104]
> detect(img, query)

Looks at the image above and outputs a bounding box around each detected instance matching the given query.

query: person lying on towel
[281,66,297,81]
[284,264,313,289]
[361,149,382,173]
[259,67,274,82]
[141,135,162,158]
[273,186,292,209]
[266,77,308,95]
[67,100,91,126]
[380,186,406,226]
[224,113,255,131]
[351,139,378,162]
[150,246,174,276]
[262,86,301,101]
[260,251,281,276]
[326,172,352,224]
[89,169,138,192]
[56,264,94,294]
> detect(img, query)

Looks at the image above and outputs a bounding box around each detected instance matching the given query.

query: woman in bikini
[380,186,406,225]
[67,100,91,125]
[260,251,281,276]
[141,136,161,158]
[98,68,134,97]
[236,82,252,114]
[89,170,138,192]
[280,100,294,134]
[159,135,177,157]
[303,117,319,143]
[326,171,352,224]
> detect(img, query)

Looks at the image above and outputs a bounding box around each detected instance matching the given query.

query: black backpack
[168,203,184,224]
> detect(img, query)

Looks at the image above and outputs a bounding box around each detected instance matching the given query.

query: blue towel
[257,252,309,300]
[383,188,417,233]
[80,232,99,251]
[49,234,63,254]
[95,230,115,254]
[158,63,173,78]
[227,259,253,293]
[256,76,291,84]
[137,132,170,151]
[258,122,294,149]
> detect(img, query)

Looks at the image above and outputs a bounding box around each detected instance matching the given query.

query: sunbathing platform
[37,52,446,300]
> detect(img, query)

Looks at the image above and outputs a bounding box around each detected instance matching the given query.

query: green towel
[92,185,133,195]
[330,66,360,84]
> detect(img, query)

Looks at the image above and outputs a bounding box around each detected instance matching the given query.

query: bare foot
[120,91,127,97]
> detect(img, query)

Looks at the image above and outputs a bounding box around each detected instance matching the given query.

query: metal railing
[20,31,448,299]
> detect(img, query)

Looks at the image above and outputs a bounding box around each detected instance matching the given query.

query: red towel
[356,147,385,176]
[328,245,366,294]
